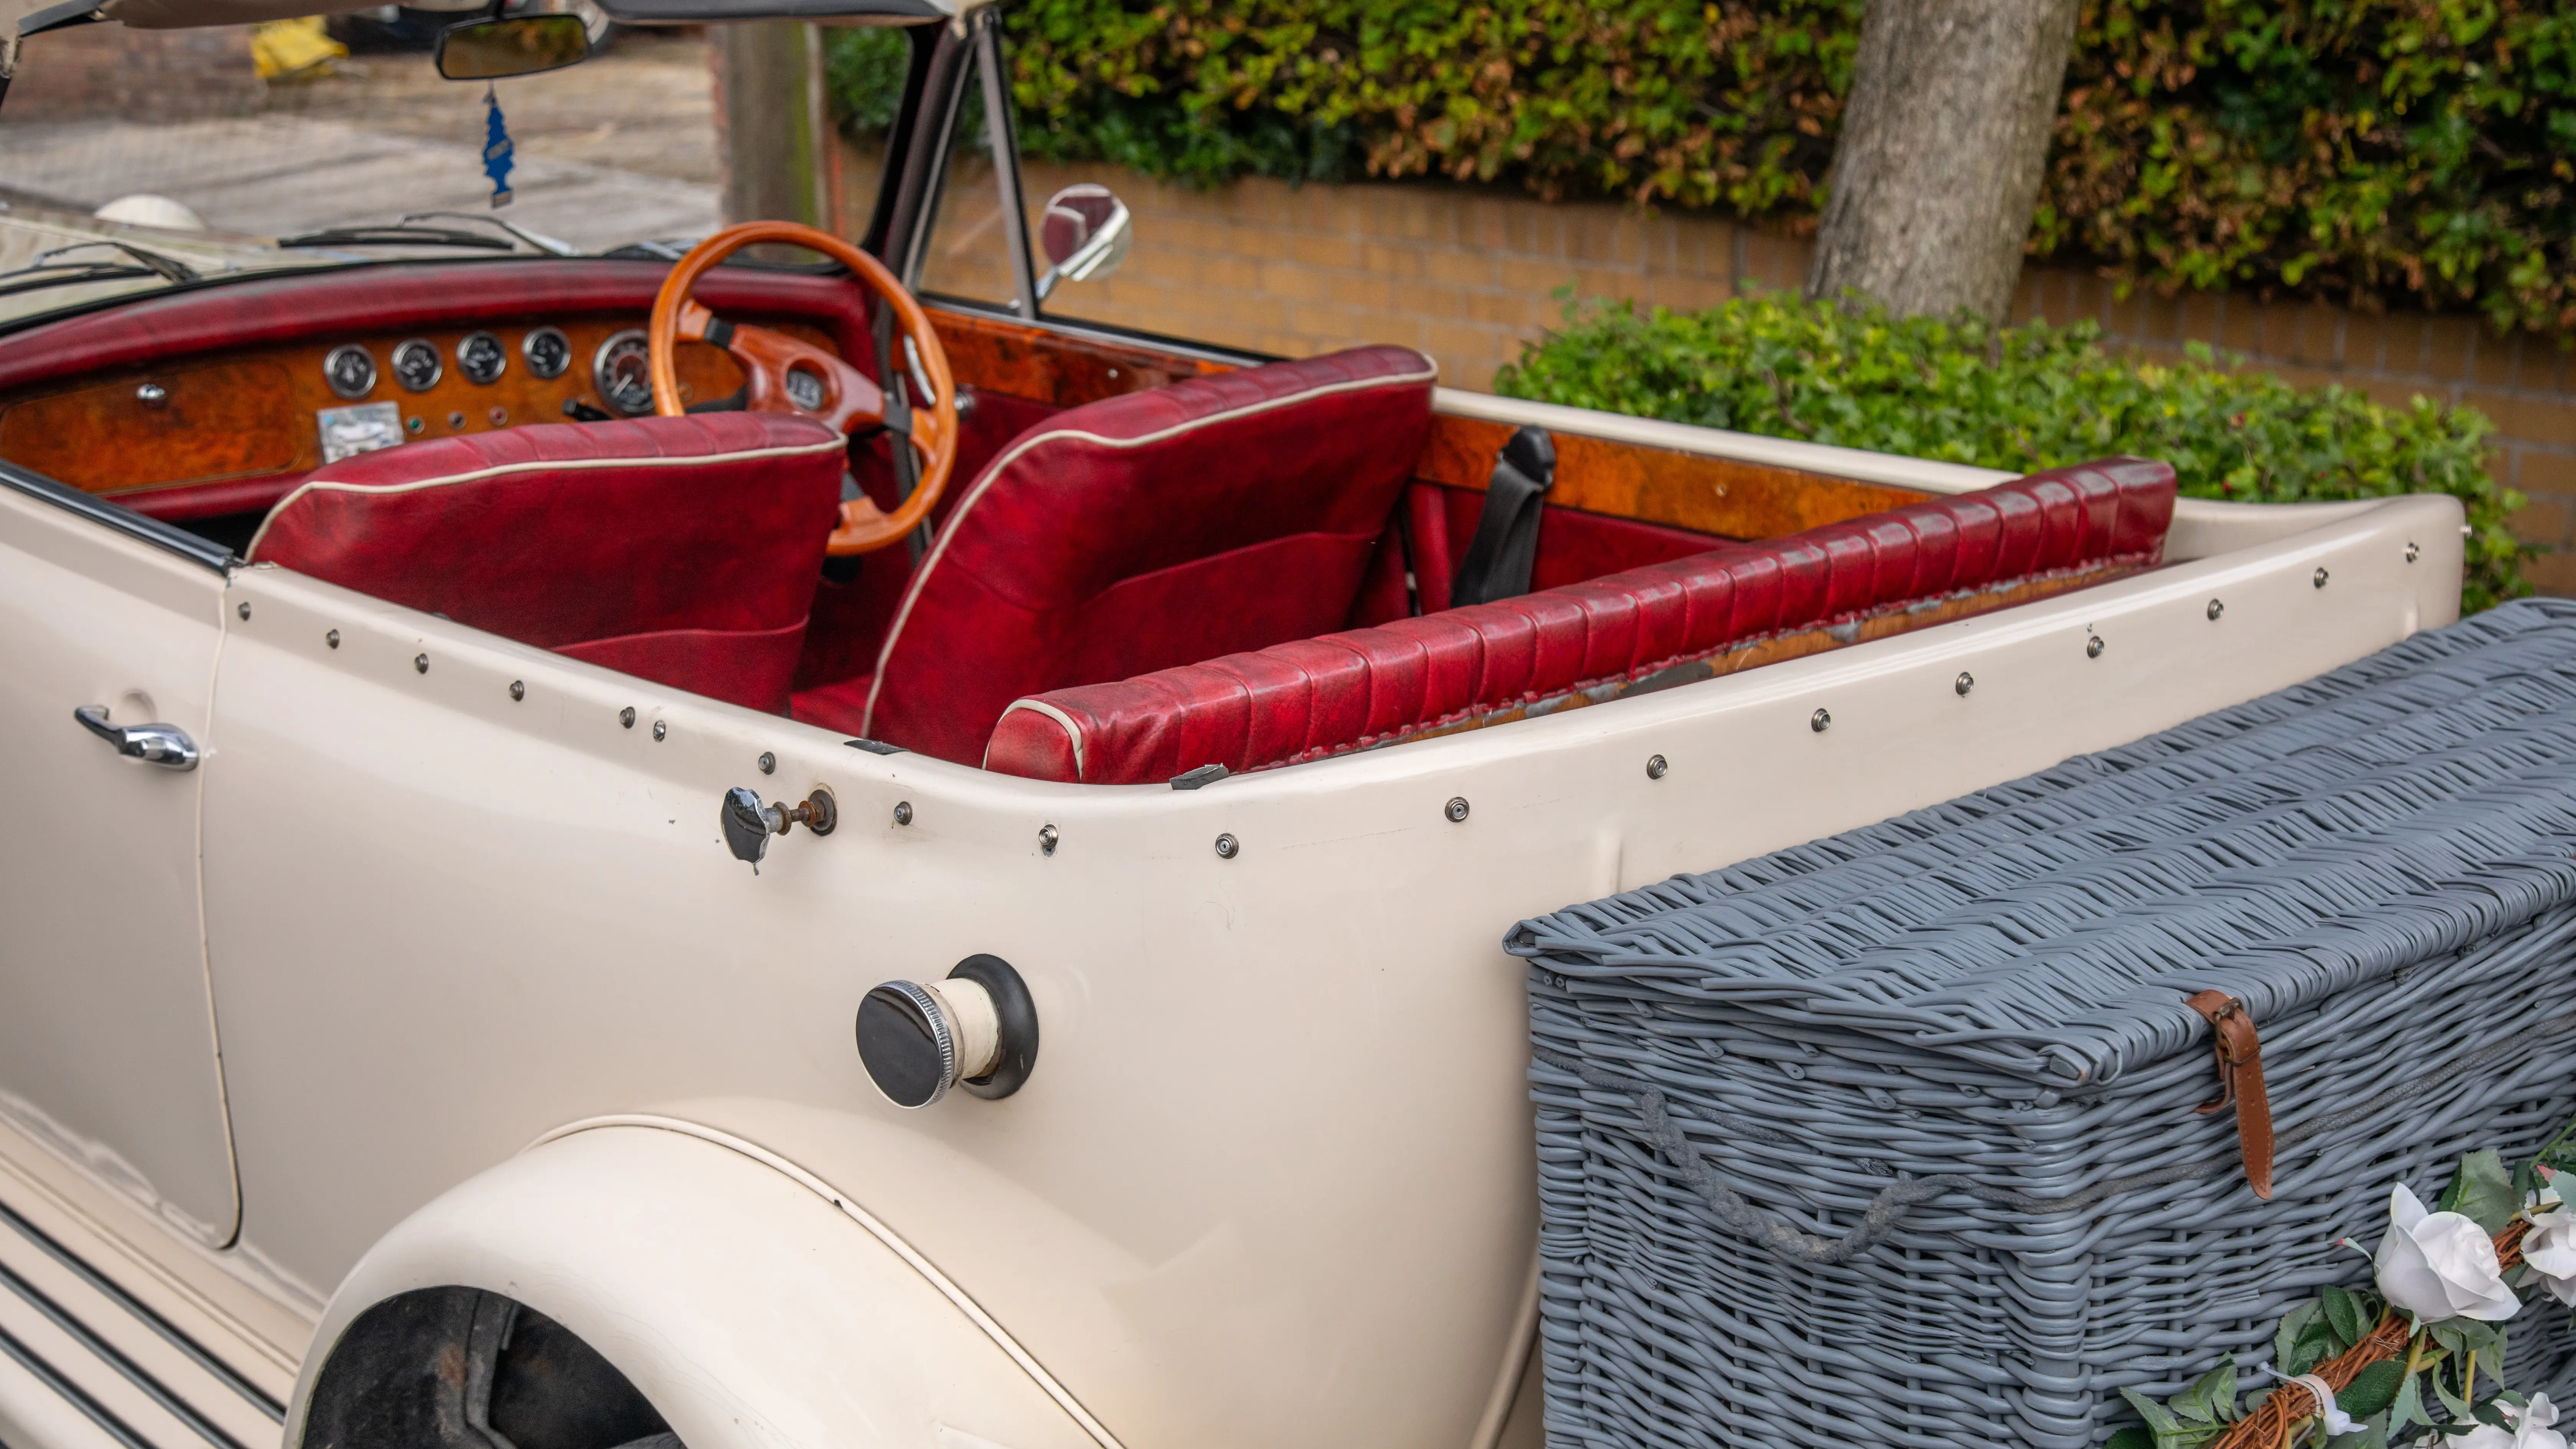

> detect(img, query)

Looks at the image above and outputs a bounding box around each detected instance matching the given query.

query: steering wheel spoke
[649,222,958,555]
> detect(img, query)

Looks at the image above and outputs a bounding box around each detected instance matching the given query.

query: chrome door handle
[74,705,199,771]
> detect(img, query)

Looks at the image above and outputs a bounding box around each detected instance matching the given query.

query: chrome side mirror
[1035,184,1131,302]
[436,12,591,81]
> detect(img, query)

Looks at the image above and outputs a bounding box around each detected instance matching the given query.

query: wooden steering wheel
[648,220,959,556]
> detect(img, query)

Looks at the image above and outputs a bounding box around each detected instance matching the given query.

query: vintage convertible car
[0,4,2469,1449]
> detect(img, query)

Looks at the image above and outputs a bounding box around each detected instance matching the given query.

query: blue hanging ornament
[482,83,515,209]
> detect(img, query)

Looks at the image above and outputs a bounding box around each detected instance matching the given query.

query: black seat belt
[1449,426,1556,607]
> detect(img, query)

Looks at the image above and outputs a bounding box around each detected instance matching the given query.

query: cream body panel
[199,490,2459,1449]
[289,1123,1102,1449]
[0,489,237,1245]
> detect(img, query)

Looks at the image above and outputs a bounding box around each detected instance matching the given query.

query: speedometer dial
[391,338,442,392]
[592,329,654,417]
[456,331,507,385]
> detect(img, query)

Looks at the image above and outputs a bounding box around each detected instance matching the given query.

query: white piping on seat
[859,356,1441,739]
[242,434,851,559]
[984,698,1089,778]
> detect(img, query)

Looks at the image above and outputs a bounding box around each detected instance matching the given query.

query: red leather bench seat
[983,457,2177,784]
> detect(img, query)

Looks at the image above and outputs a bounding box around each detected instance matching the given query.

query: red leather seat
[843,345,1438,764]
[984,458,2178,783]
[248,414,848,712]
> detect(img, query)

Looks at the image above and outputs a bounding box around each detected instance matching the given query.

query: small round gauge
[390,338,443,393]
[592,329,654,417]
[456,331,508,386]
[783,366,826,412]
[322,344,377,400]
[522,326,572,381]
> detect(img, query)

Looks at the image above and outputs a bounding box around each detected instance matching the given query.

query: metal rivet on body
[1646,754,1668,780]
[893,801,913,826]
[652,720,667,741]
[758,751,776,775]
[1039,823,1060,855]
[619,706,636,728]
[235,600,250,621]
[1444,797,1470,823]
[1954,672,1974,697]
[1810,708,1831,733]
[326,628,340,649]
[2405,542,2421,564]
[1214,833,1239,859]
[508,679,523,700]
[2313,567,2330,589]
[2086,634,2105,659]
[414,653,429,674]
[2206,598,2224,621]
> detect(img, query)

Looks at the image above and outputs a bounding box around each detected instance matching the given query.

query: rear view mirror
[436,14,590,81]
[1035,184,1131,302]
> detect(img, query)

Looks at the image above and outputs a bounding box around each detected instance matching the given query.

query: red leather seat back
[248,414,848,712]
[985,458,2178,783]
[861,345,1438,764]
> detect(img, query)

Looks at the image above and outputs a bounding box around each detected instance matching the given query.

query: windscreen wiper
[398,211,580,257]
[0,240,202,298]
[275,224,515,251]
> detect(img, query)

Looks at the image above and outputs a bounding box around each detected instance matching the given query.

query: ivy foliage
[847,0,2576,334]
[1492,292,2525,610]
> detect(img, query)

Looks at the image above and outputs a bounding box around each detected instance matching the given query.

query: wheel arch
[288,1119,1114,1449]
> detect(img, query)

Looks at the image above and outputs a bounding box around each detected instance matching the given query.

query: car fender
[286,1117,1120,1449]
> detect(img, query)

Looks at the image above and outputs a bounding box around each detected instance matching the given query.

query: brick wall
[4,23,262,121]
[838,140,2576,590]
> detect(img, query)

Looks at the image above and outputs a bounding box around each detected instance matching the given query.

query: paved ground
[0,31,720,253]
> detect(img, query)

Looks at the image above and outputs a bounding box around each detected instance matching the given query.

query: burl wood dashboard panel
[0,318,825,499]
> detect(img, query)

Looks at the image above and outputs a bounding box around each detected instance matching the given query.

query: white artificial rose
[2374,1183,2519,1324]
[2454,1394,2569,1449]
[2523,1206,2576,1307]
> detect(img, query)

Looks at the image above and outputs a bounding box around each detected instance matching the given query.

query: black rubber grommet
[950,954,1038,1100]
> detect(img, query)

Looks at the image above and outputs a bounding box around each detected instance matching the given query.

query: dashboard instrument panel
[0,316,836,504]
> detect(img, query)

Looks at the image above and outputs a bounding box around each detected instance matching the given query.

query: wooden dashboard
[0,318,813,508]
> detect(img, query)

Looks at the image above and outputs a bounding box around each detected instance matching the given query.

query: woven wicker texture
[1511,599,2576,1449]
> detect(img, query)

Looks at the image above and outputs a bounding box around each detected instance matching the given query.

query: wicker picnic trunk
[1511,599,2576,1449]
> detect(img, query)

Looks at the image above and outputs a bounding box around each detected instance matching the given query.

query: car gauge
[322,343,378,400]
[457,332,508,386]
[522,326,572,380]
[592,329,654,417]
[391,338,443,392]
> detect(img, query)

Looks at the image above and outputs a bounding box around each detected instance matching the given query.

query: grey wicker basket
[1511,598,2576,1449]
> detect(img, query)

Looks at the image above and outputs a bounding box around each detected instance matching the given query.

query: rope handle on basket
[2187,991,2277,1200]
[2204,1220,2528,1449]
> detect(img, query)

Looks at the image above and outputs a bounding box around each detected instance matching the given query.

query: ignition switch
[856,955,1038,1107]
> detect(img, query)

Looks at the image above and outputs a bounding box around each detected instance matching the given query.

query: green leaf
[2172,1359,2239,1425]
[2392,1369,2426,1434]
[2279,1300,2326,1373]
[2324,1286,2367,1347]
[2106,1429,2155,1449]
[2446,1150,2518,1235]
[2123,1387,2191,1438]
[2341,1361,2405,1418]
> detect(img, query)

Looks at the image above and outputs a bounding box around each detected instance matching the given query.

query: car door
[0,467,238,1245]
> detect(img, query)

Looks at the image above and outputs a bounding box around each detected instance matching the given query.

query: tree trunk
[1804,0,2080,323]
[712,20,827,228]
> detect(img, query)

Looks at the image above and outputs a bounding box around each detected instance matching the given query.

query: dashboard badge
[391,338,443,393]
[323,344,378,400]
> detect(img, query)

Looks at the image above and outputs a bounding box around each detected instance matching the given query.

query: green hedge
[1492,292,2526,610]
[917,0,2576,337]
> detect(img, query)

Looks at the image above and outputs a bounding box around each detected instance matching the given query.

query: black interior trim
[0,461,237,573]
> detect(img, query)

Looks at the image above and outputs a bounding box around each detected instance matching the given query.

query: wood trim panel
[1416,414,1932,542]
[0,318,833,500]
[929,309,1232,411]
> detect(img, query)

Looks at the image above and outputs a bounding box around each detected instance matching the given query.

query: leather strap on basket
[2187,990,2275,1200]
